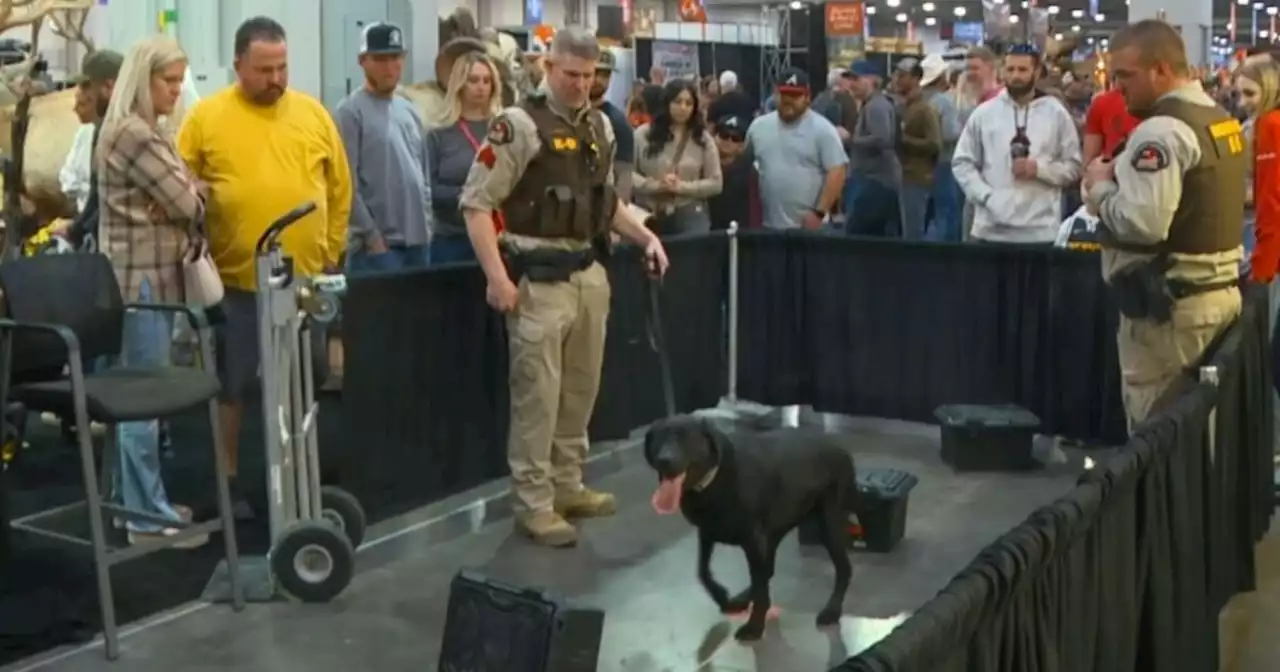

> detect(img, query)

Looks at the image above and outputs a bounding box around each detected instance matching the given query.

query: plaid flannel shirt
[97,114,204,303]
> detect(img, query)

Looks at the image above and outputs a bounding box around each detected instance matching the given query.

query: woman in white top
[633,80,722,235]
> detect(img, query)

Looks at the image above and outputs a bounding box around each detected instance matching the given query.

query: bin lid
[857,468,918,497]
[933,404,1040,428]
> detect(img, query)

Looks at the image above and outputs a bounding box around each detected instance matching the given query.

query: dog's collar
[691,465,719,492]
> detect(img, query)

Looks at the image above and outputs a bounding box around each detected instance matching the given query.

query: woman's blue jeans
[115,279,182,533]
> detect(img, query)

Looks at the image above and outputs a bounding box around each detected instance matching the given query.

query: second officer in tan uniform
[460,28,669,547]
[1083,20,1245,429]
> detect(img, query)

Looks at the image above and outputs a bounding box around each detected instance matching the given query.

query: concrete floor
[6,418,1087,672]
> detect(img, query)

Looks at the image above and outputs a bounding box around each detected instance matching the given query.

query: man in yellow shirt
[177,16,352,515]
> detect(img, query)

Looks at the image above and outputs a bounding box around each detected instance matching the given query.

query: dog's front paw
[734,621,765,642]
[721,590,752,614]
[815,606,842,627]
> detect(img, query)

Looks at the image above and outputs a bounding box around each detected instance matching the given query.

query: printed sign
[652,41,698,81]
[825,2,865,37]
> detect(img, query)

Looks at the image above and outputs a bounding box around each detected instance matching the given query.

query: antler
[0,0,93,98]
[48,4,94,54]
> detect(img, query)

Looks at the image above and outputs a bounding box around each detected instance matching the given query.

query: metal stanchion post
[726,221,739,405]
[1200,365,1220,467]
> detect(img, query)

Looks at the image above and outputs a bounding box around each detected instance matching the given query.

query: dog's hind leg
[696,530,732,610]
[815,486,852,627]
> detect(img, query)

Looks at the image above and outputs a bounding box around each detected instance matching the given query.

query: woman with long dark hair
[633,79,722,235]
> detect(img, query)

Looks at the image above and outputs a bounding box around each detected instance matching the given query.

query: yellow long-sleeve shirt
[177,86,351,291]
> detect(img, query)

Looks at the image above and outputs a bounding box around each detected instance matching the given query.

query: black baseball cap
[776,68,810,94]
[716,115,748,138]
[360,22,405,56]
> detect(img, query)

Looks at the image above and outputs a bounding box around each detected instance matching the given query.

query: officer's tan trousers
[1117,288,1242,430]
[506,262,611,515]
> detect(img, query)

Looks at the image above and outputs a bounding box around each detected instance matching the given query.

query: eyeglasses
[716,132,745,142]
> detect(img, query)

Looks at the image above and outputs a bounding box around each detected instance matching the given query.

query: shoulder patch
[487,115,513,145]
[1130,141,1170,173]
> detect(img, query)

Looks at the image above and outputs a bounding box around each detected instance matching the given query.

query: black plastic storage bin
[798,468,918,553]
[934,404,1041,472]
[438,570,604,672]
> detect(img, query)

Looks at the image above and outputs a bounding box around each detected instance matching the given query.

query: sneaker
[515,511,578,548]
[125,505,206,549]
[554,487,617,519]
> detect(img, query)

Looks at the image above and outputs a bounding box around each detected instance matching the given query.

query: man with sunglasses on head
[952,43,1081,245]
[744,68,847,231]
[1082,21,1246,429]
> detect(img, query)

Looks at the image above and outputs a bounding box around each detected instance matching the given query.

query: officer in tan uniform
[460,27,670,547]
[1083,20,1245,429]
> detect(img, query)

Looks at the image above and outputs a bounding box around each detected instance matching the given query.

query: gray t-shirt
[746,110,848,229]
[848,92,902,188]
[333,88,432,248]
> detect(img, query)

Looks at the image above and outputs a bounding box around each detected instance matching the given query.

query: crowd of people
[24,13,1279,550]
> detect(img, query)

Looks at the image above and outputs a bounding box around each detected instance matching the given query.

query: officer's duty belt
[504,247,596,284]
[1166,278,1239,299]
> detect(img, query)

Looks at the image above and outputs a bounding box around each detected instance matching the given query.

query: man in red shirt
[1083,86,1139,163]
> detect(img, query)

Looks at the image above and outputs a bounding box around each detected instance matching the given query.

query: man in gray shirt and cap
[845,59,903,237]
[334,21,433,275]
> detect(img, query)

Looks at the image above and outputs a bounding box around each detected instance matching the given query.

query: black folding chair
[0,253,244,660]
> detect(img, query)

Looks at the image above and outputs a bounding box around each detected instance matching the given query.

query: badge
[476,144,497,169]
[551,135,579,152]
[1130,141,1169,173]
[487,115,513,145]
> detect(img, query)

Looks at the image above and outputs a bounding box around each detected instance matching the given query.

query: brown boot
[516,511,578,548]
[555,487,617,519]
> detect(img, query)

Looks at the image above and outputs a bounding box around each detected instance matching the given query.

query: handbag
[183,235,224,308]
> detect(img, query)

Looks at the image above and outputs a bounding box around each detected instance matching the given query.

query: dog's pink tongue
[651,475,686,515]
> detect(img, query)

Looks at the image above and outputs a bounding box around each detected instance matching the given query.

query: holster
[1109,255,1177,323]
[502,245,597,284]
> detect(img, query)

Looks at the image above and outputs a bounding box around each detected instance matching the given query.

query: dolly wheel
[320,486,367,549]
[270,520,355,603]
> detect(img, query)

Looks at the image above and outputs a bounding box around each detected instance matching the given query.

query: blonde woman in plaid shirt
[96,35,207,548]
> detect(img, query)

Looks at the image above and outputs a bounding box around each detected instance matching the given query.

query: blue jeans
[117,279,180,533]
[899,183,931,241]
[430,234,477,264]
[346,244,431,276]
[926,162,962,242]
[847,179,901,237]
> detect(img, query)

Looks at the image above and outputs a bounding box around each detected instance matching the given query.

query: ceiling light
[866,5,876,15]
[925,16,937,26]
[789,1,802,9]
[1054,32,1063,40]
[1269,6,1279,15]
[1048,5,1060,14]
[895,12,907,22]
[954,6,966,16]
[1071,9,1084,18]
[1239,0,1249,4]
[922,2,935,11]
[886,0,900,7]
[1009,15,1020,23]
[1071,24,1081,32]
[1094,13,1105,21]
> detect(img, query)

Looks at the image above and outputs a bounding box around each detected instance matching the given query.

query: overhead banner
[825,2,866,65]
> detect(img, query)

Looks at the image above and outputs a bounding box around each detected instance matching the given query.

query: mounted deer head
[0,0,95,99]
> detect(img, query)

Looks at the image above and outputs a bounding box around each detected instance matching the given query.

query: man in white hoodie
[952,45,1082,244]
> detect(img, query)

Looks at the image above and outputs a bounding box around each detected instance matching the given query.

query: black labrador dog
[644,415,855,642]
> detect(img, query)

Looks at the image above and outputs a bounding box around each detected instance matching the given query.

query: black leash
[644,273,677,418]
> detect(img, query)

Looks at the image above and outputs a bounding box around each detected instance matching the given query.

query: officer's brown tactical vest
[502,96,616,240]
[1118,97,1246,255]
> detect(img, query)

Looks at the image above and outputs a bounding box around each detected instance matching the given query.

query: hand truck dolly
[207,202,364,603]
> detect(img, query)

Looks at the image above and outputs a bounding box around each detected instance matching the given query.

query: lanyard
[458,121,484,151]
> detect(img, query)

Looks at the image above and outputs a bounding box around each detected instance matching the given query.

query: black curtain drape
[833,287,1275,672]
[735,232,1128,444]
[340,236,727,522]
